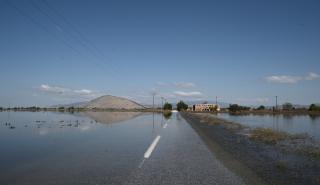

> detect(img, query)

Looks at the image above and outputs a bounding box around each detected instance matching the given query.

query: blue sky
[0,0,320,107]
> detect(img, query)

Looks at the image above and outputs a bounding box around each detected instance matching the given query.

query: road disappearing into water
[0,111,246,185]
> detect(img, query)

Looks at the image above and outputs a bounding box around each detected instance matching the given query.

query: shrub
[309,104,320,111]
[250,128,290,144]
[282,102,293,111]
[163,102,172,110]
[176,101,188,111]
[228,104,250,112]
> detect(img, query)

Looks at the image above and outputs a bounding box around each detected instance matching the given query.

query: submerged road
[124,112,246,185]
[0,111,246,185]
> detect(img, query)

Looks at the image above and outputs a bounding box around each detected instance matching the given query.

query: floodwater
[216,113,320,140]
[0,111,168,185]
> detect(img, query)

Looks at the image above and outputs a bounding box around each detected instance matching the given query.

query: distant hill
[84,95,145,109]
[50,95,146,110]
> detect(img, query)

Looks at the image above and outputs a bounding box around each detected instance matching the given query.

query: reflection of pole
[276,114,279,131]
[161,110,164,126]
[161,97,164,111]
[152,112,155,131]
[153,95,155,110]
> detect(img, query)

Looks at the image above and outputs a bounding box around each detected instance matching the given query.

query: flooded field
[216,113,320,140]
[0,111,168,185]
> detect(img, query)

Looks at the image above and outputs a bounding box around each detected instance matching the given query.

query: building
[192,104,220,112]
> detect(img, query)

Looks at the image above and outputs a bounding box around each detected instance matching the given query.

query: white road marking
[163,123,168,128]
[138,158,146,168]
[144,135,161,159]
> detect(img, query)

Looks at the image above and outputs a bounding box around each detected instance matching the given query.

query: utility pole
[151,92,156,111]
[153,94,155,110]
[216,96,218,105]
[275,96,278,111]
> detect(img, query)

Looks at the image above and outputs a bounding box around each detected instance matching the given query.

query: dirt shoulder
[182,112,320,185]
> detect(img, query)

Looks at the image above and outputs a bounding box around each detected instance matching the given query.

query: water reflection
[84,111,143,124]
[309,114,320,121]
[163,111,172,120]
[216,113,320,140]
[0,111,167,184]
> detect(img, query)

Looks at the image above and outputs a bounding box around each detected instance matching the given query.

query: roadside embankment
[182,112,320,185]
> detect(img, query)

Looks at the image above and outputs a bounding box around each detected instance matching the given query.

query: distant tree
[58,106,65,112]
[163,102,172,110]
[67,106,75,112]
[257,105,265,110]
[229,104,250,112]
[282,102,293,111]
[0,107,3,111]
[309,104,320,111]
[176,101,188,111]
[209,105,218,112]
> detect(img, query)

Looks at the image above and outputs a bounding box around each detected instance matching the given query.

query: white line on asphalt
[144,135,161,159]
[138,158,146,168]
[163,123,168,128]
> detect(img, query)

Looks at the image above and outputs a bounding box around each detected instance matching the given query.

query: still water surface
[216,113,320,139]
[0,111,167,185]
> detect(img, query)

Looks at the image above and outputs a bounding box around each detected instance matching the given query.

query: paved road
[124,112,246,185]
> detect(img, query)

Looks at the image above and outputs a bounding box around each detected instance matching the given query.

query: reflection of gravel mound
[85,95,145,109]
[85,112,143,124]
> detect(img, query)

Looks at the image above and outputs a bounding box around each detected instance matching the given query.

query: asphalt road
[124,112,246,185]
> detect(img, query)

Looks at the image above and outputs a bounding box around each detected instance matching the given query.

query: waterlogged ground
[0,111,161,184]
[0,111,246,185]
[216,113,320,140]
[183,113,320,185]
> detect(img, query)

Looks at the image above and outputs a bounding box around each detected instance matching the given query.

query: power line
[5,0,116,76]
[29,0,116,75]
[40,0,119,74]
[5,0,82,57]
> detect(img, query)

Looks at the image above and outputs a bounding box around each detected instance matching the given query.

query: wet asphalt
[124,112,246,185]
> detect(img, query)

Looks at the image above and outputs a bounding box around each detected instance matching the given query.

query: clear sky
[1,0,320,107]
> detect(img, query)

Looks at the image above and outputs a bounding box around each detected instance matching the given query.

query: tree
[257,105,265,110]
[282,102,293,111]
[309,104,320,111]
[163,102,172,110]
[228,104,250,112]
[209,105,218,112]
[58,106,65,112]
[176,101,188,111]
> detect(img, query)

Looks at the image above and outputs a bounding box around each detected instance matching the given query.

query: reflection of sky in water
[216,113,320,139]
[0,111,166,176]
